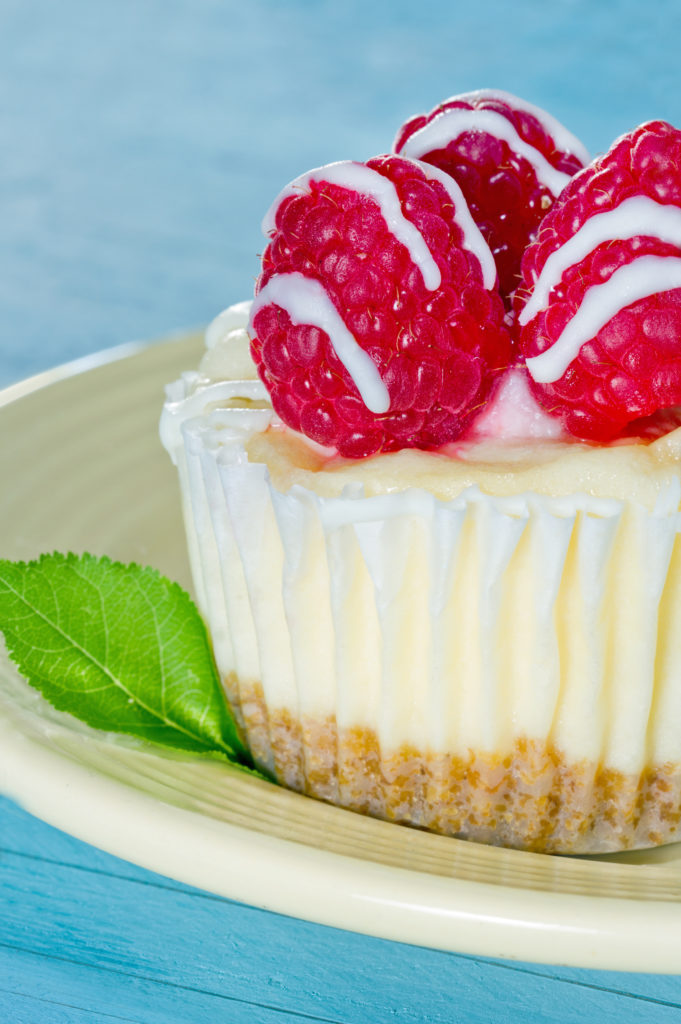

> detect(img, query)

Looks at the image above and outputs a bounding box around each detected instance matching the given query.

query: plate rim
[2,337,681,975]
[4,698,681,975]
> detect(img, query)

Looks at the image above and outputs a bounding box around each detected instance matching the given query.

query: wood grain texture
[3,797,681,1023]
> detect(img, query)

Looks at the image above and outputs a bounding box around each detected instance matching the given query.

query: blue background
[3,1,681,1020]
[3,0,681,387]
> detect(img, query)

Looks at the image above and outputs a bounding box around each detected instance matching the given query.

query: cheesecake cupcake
[161,101,681,854]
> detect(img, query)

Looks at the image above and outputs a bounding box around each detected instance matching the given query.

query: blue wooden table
[4,0,681,1019]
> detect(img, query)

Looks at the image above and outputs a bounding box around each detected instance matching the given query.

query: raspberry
[394,89,588,305]
[248,155,512,457]
[517,120,681,440]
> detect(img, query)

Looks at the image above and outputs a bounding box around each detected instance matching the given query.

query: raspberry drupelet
[248,155,512,458]
[394,89,588,305]
[517,120,681,441]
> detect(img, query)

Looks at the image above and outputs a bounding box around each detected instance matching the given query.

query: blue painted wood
[0,952,314,1024]
[0,950,336,1024]
[3,797,681,1023]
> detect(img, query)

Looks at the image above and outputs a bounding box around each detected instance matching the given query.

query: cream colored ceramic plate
[2,335,681,973]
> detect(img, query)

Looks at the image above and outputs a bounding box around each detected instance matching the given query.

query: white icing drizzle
[526,255,681,384]
[520,198,681,326]
[249,272,391,414]
[412,159,496,289]
[399,108,572,197]
[262,160,443,291]
[448,89,591,166]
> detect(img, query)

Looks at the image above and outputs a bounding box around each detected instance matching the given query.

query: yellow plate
[1,334,681,973]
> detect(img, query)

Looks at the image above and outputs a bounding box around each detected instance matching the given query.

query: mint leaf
[0,553,253,766]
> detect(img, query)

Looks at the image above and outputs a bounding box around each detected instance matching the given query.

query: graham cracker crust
[228,678,681,854]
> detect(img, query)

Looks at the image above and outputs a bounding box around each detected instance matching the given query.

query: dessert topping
[398,107,572,197]
[394,89,588,302]
[248,154,511,458]
[519,197,681,326]
[526,256,681,384]
[249,105,681,453]
[518,120,681,439]
[251,272,390,413]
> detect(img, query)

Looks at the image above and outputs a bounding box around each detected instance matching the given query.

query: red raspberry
[517,120,681,441]
[394,89,588,305]
[248,155,512,458]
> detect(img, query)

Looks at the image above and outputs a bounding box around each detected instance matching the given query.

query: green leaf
[0,553,254,767]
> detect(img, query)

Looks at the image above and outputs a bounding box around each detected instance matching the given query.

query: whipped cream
[465,368,566,441]
[204,300,254,348]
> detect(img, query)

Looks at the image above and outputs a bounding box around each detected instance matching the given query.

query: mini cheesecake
[161,302,681,854]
